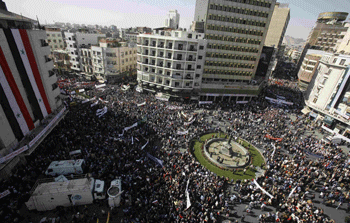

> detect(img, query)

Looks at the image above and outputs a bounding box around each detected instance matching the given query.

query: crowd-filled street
[0,79,349,223]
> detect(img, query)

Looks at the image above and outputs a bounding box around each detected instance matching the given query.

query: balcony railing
[187,58,196,61]
[158,44,164,48]
[150,43,157,47]
[166,46,173,49]
[158,54,164,58]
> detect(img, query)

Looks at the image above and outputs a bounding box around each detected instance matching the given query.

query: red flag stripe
[0,47,34,130]
[19,29,52,114]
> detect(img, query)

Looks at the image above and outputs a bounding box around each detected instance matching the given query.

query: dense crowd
[0,81,349,223]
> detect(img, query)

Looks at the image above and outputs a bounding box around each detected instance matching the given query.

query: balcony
[166,56,172,59]
[175,46,184,50]
[186,58,196,61]
[143,61,148,64]
[41,40,49,47]
[157,64,163,67]
[186,68,195,71]
[143,43,149,46]
[150,43,157,47]
[158,54,164,58]
[174,67,183,70]
[150,53,156,57]
[158,44,164,48]
[166,46,173,49]
[143,52,149,55]
[188,47,197,51]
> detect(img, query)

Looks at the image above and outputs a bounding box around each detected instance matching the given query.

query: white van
[45,159,85,176]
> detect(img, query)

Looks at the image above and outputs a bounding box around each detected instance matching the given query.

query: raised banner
[167,105,183,110]
[185,178,191,209]
[0,145,28,164]
[0,190,11,199]
[137,102,146,107]
[265,134,283,142]
[95,84,106,89]
[199,101,213,105]
[141,140,149,150]
[29,106,66,148]
[91,101,99,107]
[124,122,138,131]
[177,130,189,135]
[253,179,274,199]
[147,153,163,167]
[184,118,196,126]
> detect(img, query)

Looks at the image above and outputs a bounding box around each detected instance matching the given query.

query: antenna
[36,15,41,29]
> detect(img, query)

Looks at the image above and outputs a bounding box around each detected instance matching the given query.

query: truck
[25,176,105,211]
[45,159,85,176]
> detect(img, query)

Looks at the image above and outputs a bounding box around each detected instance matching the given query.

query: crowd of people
[0,80,349,223]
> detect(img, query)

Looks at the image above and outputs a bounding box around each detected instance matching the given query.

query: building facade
[297,54,322,91]
[264,2,290,49]
[335,23,350,55]
[45,27,65,50]
[194,0,276,99]
[165,10,180,29]
[137,30,206,98]
[64,31,106,71]
[305,52,350,134]
[80,38,137,82]
[0,3,62,162]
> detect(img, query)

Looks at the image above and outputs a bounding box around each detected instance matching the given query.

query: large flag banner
[95,83,106,89]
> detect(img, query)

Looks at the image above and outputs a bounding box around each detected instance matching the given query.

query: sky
[6,0,350,40]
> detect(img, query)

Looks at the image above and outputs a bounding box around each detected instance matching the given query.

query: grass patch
[192,133,265,181]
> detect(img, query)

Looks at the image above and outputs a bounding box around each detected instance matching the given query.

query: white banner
[253,179,274,199]
[0,145,29,164]
[177,130,189,135]
[29,107,67,148]
[82,97,96,104]
[95,84,106,89]
[271,144,276,158]
[137,102,146,107]
[288,186,297,198]
[91,101,99,107]
[155,96,169,101]
[184,118,196,126]
[96,106,108,118]
[141,140,149,150]
[237,101,249,104]
[185,178,191,209]
[0,190,11,199]
[167,105,183,110]
[124,122,138,131]
[199,101,213,105]
[78,89,85,93]
[69,150,82,156]
[121,85,130,91]
[265,97,293,106]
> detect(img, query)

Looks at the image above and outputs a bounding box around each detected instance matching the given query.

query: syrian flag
[0,45,34,138]
[11,29,51,117]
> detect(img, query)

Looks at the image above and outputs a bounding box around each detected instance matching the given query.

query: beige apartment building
[194,0,276,100]
[80,38,137,82]
[264,2,290,49]
[45,27,65,50]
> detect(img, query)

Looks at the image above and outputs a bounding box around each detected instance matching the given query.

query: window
[198,56,203,60]
[52,83,58,90]
[197,65,201,69]
[333,58,337,63]
[340,59,346,65]
[313,98,318,103]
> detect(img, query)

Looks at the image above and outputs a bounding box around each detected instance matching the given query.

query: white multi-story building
[45,27,65,50]
[306,52,350,134]
[137,30,206,98]
[64,31,106,71]
[80,38,137,82]
[165,10,180,29]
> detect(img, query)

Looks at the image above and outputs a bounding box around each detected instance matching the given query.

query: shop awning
[301,107,311,115]
[309,112,318,118]
[323,116,334,125]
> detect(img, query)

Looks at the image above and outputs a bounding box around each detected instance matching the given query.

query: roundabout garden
[191,132,266,181]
